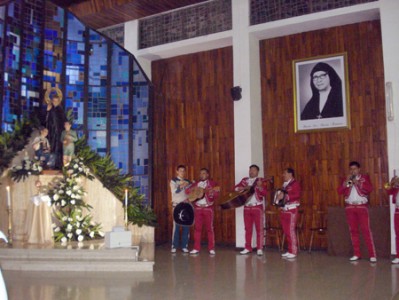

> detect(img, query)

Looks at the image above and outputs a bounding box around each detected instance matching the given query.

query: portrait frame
[293,52,350,133]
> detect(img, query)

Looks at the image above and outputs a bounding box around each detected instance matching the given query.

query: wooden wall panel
[260,21,388,248]
[151,47,236,245]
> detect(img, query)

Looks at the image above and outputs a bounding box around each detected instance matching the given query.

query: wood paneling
[260,21,388,249]
[151,47,235,245]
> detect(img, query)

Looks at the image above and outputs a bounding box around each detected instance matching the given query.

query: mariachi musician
[276,168,301,259]
[235,164,269,256]
[385,174,399,264]
[337,161,376,262]
[170,165,192,254]
[185,168,219,255]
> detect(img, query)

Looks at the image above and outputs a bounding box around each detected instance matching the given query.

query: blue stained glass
[0,0,151,204]
[132,130,148,175]
[133,175,149,204]
[88,130,107,156]
[66,41,85,69]
[88,41,107,85]
[88,86,107,130]
[111,87,129,130]
[0,6,5,20]
[67,12,85,42]
[111,44,129,85]
[65,84,84,128]
[111,131,129,174]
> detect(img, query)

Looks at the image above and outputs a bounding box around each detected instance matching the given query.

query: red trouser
[395,208,399,258]
[243,205,264,251]
[193,206,215,251]
[345,204,376,258]
[280,208,298,255]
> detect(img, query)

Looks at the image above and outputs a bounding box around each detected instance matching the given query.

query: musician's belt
[196,204,212,208]
[245,203,262,207]
[284,203,299,211]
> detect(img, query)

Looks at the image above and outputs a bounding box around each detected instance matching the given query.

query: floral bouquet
[9,155,43,182]
[63,157,94,180]
[52,208,104,243]
[48,177,87,208]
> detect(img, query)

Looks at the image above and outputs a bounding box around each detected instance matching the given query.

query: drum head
[173,202,194,226]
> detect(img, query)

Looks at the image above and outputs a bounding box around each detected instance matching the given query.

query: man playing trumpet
[337,161,376,262]
[385,174,399,264]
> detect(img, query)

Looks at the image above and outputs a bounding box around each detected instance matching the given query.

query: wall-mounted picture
[293,53,350,132]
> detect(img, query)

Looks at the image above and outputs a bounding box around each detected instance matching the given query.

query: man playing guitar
[186,168,220,255]
[235,164,268,256]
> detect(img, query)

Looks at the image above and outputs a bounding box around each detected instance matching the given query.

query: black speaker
[231,86,242,101]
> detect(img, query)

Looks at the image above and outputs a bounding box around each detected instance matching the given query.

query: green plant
[0,118,39,176]
[74,136,157,227]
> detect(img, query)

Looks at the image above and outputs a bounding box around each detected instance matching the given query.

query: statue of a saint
[45,88,67,169]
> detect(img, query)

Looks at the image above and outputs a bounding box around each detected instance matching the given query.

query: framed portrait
[293,53,350,132]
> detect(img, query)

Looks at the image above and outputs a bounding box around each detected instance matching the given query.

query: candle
[6,186,11,208]
[124,189,128,227]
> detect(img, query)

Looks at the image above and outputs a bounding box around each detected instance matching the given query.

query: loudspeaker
[231,86,242,101]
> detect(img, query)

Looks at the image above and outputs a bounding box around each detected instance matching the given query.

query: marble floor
[2,244,399,300]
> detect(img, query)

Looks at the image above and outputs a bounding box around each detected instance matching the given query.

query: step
[0,242,154,272]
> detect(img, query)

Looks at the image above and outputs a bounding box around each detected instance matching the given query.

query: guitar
[219,184,256,210]
[187,186,221,202]
[220,177,274,209]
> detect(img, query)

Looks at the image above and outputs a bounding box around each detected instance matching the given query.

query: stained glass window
[0,0,151,203]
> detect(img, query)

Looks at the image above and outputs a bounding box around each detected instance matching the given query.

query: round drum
[173,202,195,226]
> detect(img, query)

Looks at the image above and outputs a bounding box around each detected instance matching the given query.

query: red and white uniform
[235,177,268,251]
[186,179,219,251]
[337,174,376,258]
[280,179,301,255]
[387,186,399,259]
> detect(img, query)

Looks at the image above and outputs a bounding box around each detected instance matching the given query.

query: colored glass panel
[132,129,148,175]
[110,131,129,174]
[88,86,107,130]
[2,1,22,131]
[21,0,44,115]
[88,41,107,86]
[67,12,84,42]
[133,175,149,204]
[110,87,129,131]
[111,44,129,85]
[43,3,64,90]
[88,130,107,156]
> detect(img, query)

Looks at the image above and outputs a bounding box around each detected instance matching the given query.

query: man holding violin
[235,164,268,256]
[186,168,220,255]
[278,168,301,259]
[337,161,376,262]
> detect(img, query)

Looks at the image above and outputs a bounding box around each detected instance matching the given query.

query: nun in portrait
[300,62,343,120]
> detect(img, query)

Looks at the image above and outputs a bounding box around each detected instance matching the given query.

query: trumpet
[384,176,399,189]
[346,175,356,187]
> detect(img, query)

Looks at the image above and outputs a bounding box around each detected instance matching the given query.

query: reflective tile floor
[3,244,399,300]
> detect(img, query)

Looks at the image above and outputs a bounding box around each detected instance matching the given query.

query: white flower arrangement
[10,157,43,182]
[63,157,93,180]
[49,156,102,243]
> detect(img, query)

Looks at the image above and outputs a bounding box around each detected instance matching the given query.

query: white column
[232,0,264,248]
[380,0,399,255]
[124,20,152,79]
